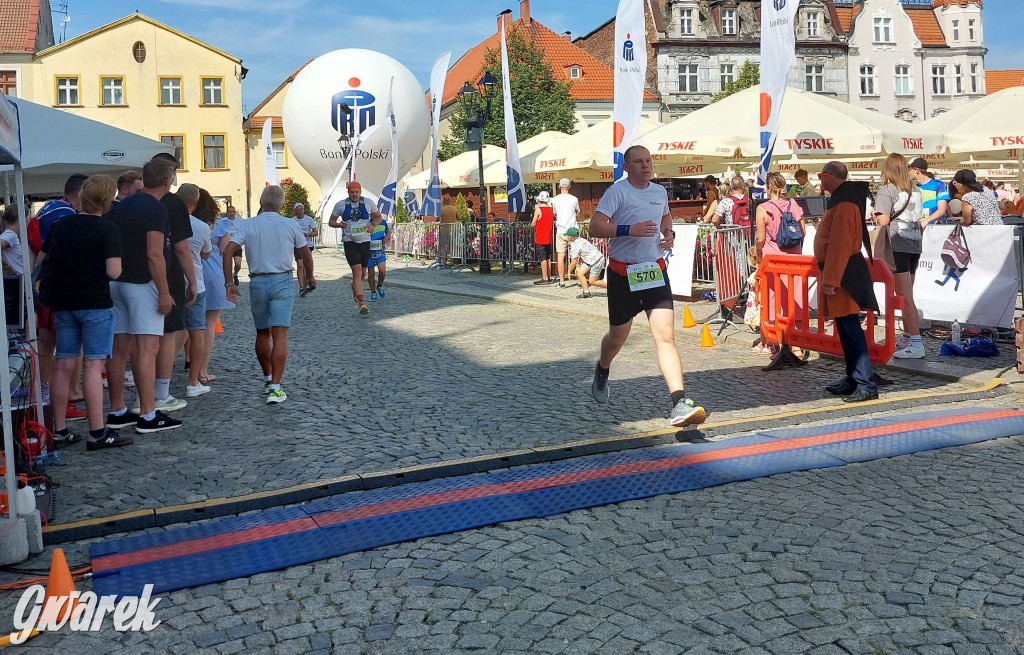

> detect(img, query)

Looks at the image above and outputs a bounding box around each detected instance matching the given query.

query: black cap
[908,158,928,171]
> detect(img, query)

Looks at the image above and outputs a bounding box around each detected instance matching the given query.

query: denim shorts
[55,308,115,360]
[183,291,207,331]
[249,273,295,329]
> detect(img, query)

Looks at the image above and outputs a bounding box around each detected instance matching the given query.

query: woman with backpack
[874,153,926,359]
[752,172,806,356]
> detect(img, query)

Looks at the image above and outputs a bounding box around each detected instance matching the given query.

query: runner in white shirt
[565,228,606,299]
[551,178,580,287]
[587,145,707,428]
[328,181,382,316]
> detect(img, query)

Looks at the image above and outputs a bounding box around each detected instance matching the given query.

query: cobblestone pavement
[46,253,978,523]
[4,391,1024,653]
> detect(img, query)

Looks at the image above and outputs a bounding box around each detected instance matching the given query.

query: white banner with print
[377,78,399,219]
[612,0,646,182]
[421,51,451,218]
[261,118,279,186]
[665,223,699,298]
[756,0,800,198]
[0,92,20,164]
[500,17,526,213]
[913,225,1017,329]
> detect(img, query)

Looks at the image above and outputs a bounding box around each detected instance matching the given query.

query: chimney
[563,31,571,41]
[520,0,530,25]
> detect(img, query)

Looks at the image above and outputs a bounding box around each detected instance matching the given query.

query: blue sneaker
[370,292,378,302]
[378,286,386,299]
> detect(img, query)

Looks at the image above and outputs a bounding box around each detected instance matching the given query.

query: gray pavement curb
[43,380,1010,545]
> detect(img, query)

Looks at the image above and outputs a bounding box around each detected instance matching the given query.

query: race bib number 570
[626,262,665,291]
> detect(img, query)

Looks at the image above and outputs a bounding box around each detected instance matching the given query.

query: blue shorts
[368,249,387,268]
[249,273,295,330]
[55,308,115,360]
[183,291,207,331]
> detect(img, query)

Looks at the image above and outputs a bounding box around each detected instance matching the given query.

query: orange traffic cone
[215,318,223,334]
[36,548,83,626]
[700,324,716,348]
[682,305,696,328]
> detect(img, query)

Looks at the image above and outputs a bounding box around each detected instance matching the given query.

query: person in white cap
[292,203,318,297]
[531,190,555,284]
[551,177,580,288]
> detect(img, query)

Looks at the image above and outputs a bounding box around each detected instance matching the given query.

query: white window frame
[860,64,876,96]
[55,76,78,106]
[720,63,734,88]
[952,20,960,43]
[271,141,286,168]
[954,64,963,94]
[894,64,913,96]
[722,9,736,35]
[932,64,947,95]
[101,76,125,106]
[201,77,223,105]
[160,77,182,106]
[569,67,580,79]
[680,8,694,36]
[807,11,820,37]
[873,15,893,43]
[805,64,824,92]
[968,19,976,41]
[678,63,699,93]
[970,63,980,93]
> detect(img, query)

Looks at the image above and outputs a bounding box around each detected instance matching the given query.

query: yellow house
[0,11,246,211]
[244,61,324,217]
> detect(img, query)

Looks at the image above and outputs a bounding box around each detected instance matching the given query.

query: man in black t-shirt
[151,152,197,413]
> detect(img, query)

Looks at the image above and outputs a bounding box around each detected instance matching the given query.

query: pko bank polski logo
[9,584,162,644]
[331,77,376,137]
[774,0,786,10]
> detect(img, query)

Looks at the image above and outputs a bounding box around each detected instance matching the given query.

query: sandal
[198,373,216,383]
[750,343,769,354]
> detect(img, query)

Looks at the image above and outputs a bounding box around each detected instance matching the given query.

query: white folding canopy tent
[0,94,171,538]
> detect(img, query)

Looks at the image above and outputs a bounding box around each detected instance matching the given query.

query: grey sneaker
[591,364,609,404]
[131,395,187,413]
[87,427,134,451]
[670,398,707,427]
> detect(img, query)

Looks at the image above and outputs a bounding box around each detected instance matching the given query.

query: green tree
[395,196,410,224]
[280,178,311,217]
[439,25,576,161]
[712,61,760,103]
[455,193,471,222]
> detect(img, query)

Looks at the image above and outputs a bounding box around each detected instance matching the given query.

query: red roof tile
[0,0,40,53]
[834,5,860,34]
[441,12,656,108]
[932,0,982,8]
[985,70,1024,95]
[906,7,947,46]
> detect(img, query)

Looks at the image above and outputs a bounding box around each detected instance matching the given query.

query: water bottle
[951,319,962,346]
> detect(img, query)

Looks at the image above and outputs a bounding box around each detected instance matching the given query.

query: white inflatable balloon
[282,49,430,211]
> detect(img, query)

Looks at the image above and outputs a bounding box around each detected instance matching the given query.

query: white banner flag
[500,17,526,213]
[261,118,279,187]
[612,0,646,182]
[0,92,20,164]
[756,0,800,199]
[421,51,451,218]
[377,78,399,219]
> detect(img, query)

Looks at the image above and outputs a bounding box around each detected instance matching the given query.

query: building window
[132,41,146,63]
[805,65,824,92]
[720,64,734,88]
[951,20,960,42]
[894,64,912,95]
[807,12,820,37]
[680,8,693,35]
[0,70,17,96]
[202,133,226,169]
[201,77,224,105]
[569,67,580,79]
[159,77,183,105]
[954,64,963,94]
[101,76,125,106]
[678,63,698,93]
[160,135,185,170]
[968,19,976,41]
[873,16,893,43]
[55,76,79,106]
[722,9,736,35]
[272,141,286,168]
[932,65,947,95]
[970,63,980,93]
[860,65,876,96]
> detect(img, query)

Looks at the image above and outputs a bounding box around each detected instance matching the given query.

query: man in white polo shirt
[587,145,707,428]
[551,177,580,287]
[223,185,313,405]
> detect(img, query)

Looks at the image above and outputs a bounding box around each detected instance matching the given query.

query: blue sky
[60,0,1023,114]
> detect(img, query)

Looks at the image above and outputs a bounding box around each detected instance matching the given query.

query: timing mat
[91,407,1024,599]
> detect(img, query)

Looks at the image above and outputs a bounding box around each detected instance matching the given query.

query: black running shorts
[606,269,674,327]
[344,241,371,268]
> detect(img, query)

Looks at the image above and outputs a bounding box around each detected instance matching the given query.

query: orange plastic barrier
[755,254,902,364]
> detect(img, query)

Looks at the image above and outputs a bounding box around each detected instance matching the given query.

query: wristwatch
[225,281,237,288]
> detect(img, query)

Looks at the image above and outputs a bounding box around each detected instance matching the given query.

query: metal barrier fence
[709,224,757,332]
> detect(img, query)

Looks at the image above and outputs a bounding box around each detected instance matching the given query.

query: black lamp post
[458,71,499,274]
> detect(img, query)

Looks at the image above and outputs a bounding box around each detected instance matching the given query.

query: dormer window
[807,12,820,37]
[569,67,581,79]
[873,15,893,43]
[722,9,736,35]
[680,8,694,35]
[952,20,959,42]
[968,19,976,41]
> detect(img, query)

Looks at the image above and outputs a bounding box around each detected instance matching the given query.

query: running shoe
[135,411,182,434]
[65,404,87,422]
[299,287,308,298]
[359,302,369,316]
[185,383,211,398]
[670,398,707,427]
[106,410,141,429]
[577,292,592,299]
[591,363,609,404]
[264,381,272,394]
[52,429,82,448]
[267,389,287,404]
[532,279,551,285]
[556,281,567,288]
[891,343,925,359]
[131,395,187,413]
[370,292,378,302]
[378,286,386,299]
[87,428,134,451]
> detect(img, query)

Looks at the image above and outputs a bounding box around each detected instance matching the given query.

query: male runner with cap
[329,181,382,315]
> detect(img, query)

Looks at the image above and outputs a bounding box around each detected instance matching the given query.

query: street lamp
[336,102,353,177]
[458,70,499,274]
